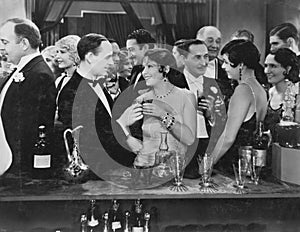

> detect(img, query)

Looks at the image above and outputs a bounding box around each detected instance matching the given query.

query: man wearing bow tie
[72,34,142,178]
[171,39,227,179]
[0,18,56,177]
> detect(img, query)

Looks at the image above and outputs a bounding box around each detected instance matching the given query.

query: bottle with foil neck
[131,199,144,232]
[87,200,100,232]
[80,213,88,232]
[32,125,52,179]
[108,200,122,232]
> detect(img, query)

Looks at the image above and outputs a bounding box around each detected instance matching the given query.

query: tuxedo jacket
[129,65,145,87]
[57,71,83,130]
[0,55,56,175]
[72,75,135,175]
[114,65,148,141]
[170,72,228,156]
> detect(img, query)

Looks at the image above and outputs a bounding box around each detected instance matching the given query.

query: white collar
[17,52,40,71]
[183,68,204,84]
[76,68,89,80]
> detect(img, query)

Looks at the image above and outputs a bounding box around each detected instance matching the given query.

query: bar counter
[1,171,300,231]
[0,171,300,202]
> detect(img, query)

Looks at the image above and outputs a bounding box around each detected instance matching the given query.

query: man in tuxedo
[0,18,56,177]
[71,33,142,178]
[173,39,227,179]
[126,29,156,93]
[121,29,156,141]
[196,26,234,107]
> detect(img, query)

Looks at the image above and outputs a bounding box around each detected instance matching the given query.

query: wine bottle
[109,200,122,232]
[102,212,109,232]
[80,213,88,232]
[124,211,130,232]
[32,125,52,179]
[87,200,100,232]
[131,199,144,232]
[252,122,269,167]
[144,212,150,232]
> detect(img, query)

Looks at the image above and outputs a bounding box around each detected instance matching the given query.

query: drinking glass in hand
[142,99,153,104]
[197,89,206,115]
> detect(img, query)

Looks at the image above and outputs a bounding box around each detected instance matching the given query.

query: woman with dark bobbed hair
[210,40,268,167]
[126,48,197,168]
[264,48,300,136]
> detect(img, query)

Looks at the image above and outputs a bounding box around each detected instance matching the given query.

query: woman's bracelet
[161,112,175,130]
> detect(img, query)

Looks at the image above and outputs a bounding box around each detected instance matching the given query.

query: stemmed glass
[197,153,218,193]
[232,158,248,194]
[169,152,188,192]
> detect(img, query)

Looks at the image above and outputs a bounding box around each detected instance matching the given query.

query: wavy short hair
[221,39,260,70]
[144,48,176,68]
[271,48,300,83]
[55,35,81,65]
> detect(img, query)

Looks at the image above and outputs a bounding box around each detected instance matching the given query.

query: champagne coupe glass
[169,152,188,192]
[198,153,218,193]
[232,158,248,194]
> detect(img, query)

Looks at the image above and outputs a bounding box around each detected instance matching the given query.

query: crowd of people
[0,17,299,181]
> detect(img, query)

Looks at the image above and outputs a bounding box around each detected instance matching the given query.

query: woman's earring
[163,77,167,82]
[239,66,242,80]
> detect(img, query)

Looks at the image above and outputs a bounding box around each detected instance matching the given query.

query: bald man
[196,26,233,108]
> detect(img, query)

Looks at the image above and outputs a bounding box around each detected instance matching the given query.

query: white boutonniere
[13,72,25,83]
[210,86,218,94]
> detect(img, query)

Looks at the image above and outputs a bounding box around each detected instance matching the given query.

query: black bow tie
[86,78,104,87]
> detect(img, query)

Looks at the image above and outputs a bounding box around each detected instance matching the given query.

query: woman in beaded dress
[264,48,300,140]
[126,48,197,168]
[210,40,268,169]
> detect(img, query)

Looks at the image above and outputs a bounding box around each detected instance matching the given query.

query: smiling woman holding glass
[125,48,197,168]
[210,40,268,170]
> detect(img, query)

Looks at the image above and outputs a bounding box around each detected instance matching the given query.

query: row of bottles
[239,121,271,177]
[80,199,151,232]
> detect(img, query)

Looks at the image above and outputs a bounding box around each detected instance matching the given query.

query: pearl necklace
[154,86,175,99]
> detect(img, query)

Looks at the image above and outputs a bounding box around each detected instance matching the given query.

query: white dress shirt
[183,69,209,138]
[0,52,40,175]
[76,69,112,118]
[204,58,217,79]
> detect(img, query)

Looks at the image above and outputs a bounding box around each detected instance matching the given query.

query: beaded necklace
[154,86,175,99]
